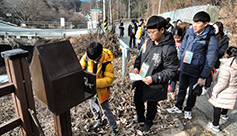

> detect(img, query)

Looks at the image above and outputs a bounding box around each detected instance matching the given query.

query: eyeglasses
[147,31,158,35]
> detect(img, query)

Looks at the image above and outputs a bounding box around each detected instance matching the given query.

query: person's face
[213,24,219,34]
[192,21,208,34]
[173,35,182,42]
[177,20,182,26]
[147,28,165,43]
[93,54,102,63]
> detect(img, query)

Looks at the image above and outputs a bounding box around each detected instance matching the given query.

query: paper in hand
[129,73,144,82]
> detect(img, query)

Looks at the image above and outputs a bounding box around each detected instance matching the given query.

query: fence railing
[0,49,39,135]
[23,21,72,29]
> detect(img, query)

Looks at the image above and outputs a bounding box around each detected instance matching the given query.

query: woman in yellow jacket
[80,42,119,136]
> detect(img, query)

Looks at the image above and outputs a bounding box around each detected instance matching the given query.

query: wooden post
[53,110,72,136]
[1,49,39,136]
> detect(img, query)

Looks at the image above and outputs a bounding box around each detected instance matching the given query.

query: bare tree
[2,0,54,21]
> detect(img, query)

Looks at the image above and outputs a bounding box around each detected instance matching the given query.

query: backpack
[83,55,111,77]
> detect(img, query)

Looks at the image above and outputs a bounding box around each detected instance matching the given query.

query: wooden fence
[0,49,39,135]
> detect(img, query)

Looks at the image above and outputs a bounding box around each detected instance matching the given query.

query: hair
[174,19,182,27]
[172,27,183,36]
[146,16,166,31]
[225,46,237,66]
[131,19,135,23]
[214,21,224,36]
[87,42,103,60]
[193,11,210,23]
[178,22,192,37]
[166,17,171,24]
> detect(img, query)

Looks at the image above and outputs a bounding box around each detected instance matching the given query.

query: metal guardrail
[119,39,131,77]
[0,20,17,27]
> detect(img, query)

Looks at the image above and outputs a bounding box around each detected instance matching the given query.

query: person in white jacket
[208,46,237,132]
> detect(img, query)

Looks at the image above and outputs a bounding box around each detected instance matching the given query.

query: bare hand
[212,92,218,99]
[142,76,152,85]
[198,78,205,86]
[133,68,139,74]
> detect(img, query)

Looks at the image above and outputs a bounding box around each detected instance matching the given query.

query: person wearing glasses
[132,15,179,134]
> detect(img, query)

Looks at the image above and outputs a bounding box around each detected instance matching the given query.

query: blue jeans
[175,71,198,111]
[89,97,118,130]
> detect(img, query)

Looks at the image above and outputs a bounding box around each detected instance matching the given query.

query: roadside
[116,23,236,135]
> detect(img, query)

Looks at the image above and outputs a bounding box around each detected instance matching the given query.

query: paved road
[0,21,89,38]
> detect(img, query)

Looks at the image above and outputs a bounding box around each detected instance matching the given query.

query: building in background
[87,9,102,30]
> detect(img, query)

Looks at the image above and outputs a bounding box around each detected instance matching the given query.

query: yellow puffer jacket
[80,48,114,104]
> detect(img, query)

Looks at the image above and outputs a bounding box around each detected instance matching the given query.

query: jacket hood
[157,31,175,47]
[100,48,113,63]
[220,57,237,70]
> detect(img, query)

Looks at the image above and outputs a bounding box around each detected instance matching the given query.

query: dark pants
[205,73,212,88]
[119,27,124,37]
[171,70,180,92]
[134,81,157,125]
[129,34,136,47]
[213,106,228,126]
[175,71,198,111]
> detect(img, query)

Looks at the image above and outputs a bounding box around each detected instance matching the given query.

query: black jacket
[215,35,230,68]
[128,23,138,36]
[134,32,179,101]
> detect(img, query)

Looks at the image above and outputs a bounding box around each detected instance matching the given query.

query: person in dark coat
[166,17,174,32]
[119,17,124,37]
[132,16,179,134]
[213,21,230,69]
[202,21,230,94]
[167,11,219,120]
[128,19,138,48]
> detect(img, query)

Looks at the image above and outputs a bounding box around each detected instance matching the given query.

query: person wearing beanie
[80,42,119,136]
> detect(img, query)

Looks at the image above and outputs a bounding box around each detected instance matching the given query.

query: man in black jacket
[132,16,179,134]
[128,19,138,48]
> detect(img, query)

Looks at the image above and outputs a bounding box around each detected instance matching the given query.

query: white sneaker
[220,114,229,120]
[201,87,208,95]
[207,122,220,132]
[167,106,182,113]
[184,111,192,119]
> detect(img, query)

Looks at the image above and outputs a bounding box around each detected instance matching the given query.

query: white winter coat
[208,57,237,109]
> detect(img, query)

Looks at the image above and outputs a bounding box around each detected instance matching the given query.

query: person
[136,19,145,49]
[178,22,192,38]
[166,17,174,32]
[207,46,237,132]
[168,27,183,100]
[166,11,219,120]
[128,19,138,48]
[174,19,182,28]
[132,15,179,134]
[80,42,119,136]
[119,17,124,37]
[202,21,230,94]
